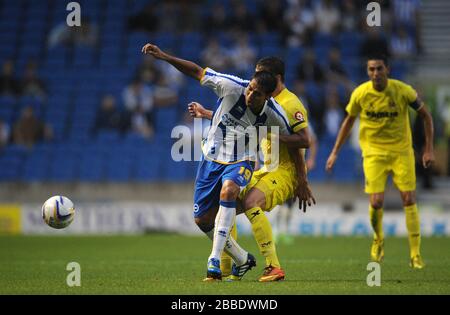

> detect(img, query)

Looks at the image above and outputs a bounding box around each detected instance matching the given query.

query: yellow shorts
[363,150,416,194]
[240,166,297,212]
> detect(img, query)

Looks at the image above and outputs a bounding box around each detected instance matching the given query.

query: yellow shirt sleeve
[399,81,422,111]
[403,82,418,103]
[284,99,308,133]
[346,88,361,117]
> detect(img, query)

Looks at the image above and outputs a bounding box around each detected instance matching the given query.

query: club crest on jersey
[294,111,304,122]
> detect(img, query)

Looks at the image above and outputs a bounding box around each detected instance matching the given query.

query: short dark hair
[252,71,277,95]
[256,56,285,82]
[367,53,389,67]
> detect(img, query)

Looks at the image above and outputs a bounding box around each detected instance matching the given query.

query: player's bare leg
[400,190,424,269]
[369,193,385,262]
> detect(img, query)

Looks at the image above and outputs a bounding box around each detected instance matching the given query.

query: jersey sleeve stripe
[204,71,249,87]
[409,98,422,111]
[291,121,306,129]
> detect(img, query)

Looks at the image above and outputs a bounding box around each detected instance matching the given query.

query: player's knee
[195,217,214,233]
[243,194,265,211]
[220,184,239,201]
[370,197,384,209]
[402,193,416,206]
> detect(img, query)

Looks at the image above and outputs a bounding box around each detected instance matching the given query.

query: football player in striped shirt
[189,57,315,282]
[142,43,310,281]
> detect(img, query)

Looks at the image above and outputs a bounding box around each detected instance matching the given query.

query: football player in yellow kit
[326,54,435,269]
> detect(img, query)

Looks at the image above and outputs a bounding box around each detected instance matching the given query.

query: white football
[42,196,75,229]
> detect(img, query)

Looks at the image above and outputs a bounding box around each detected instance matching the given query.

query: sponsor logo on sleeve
[294,111,304,122]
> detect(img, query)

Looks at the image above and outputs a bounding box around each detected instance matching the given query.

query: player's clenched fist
[188,102,204,118]
[141,43,165,59]
[188,102,213,120]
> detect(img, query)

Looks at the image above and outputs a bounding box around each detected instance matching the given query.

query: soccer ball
[42,196,75,229]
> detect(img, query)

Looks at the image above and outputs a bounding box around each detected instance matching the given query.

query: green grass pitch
[1,235,449,294]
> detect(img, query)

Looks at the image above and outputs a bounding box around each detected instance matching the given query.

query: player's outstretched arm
[326,115,356,172]
[279,128,311,149]
[416,104,435,168]
[188,102,213,120]
[142,43,204,81]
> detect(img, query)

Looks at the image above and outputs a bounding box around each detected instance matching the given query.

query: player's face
[245,80,269,111]
[367,60,389,90]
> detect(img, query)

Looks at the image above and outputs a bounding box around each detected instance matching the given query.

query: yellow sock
[404,204,421,258]
[220,221,236,276]
[369,205,384,241]
[245,207,280,268]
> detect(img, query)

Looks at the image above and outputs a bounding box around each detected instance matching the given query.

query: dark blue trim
[228,95,247,120]
[291,120,305,129]
[409,98,421,111]
[56,200,72,220]
[254,112,268,125]
[220,200,237,208]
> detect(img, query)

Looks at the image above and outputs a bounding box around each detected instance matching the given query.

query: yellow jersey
[346,79,421,157]
[260,88,309,171]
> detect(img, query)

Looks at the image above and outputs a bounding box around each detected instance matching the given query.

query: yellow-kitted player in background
[326,54,435,269]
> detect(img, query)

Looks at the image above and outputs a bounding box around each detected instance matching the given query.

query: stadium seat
[21,151,51,182]
[48,155,78,182]
[105,155,134,182]
[135,154,162,181]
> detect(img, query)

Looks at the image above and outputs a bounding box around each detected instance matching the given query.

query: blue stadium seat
[155,107,179,133]
[258,32,281,46]
[21,152,50,182]
[95,130,122,145]
[129,0,154,14]
[258,45,282,59]
[105,154,134,182]
[0,95,16,108]
[44,45,68,69]
[339,31,362,58]
[305,81,325,106]
[391,60,407,80]
[128,32,151,51]
[0,106,14,123]
[78,153,104,182]
[73,46,95,67]
[48,156,78,182]
[135,154,162,181]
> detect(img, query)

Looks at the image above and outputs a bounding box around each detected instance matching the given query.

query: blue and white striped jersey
[199,67,292,164]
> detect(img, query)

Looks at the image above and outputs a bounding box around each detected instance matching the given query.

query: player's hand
[295,182,316,213]
[422,150,435,168]
[141,43,165,59]
[325,152,337,172]
[188,102,206,119]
